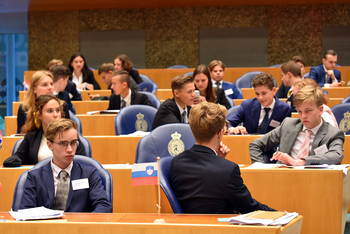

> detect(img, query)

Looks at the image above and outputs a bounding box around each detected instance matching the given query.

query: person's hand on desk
[217,142,230,158]
[271,152,306,166]
[89,94,100,100]
[228,126,248,135]
[78,82,94,90]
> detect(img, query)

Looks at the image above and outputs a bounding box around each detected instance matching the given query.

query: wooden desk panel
[0,213,303,234]
[12,101,110,116]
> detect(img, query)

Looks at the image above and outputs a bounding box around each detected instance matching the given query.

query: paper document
[229,211,298,226]
[9,207,64,221]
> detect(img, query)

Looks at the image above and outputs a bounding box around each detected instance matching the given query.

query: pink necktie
[297,130,312,159]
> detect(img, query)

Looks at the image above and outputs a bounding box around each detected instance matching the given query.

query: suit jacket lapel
[42,163,55,208]
[310,120,327,155]
[65,161,80,210]
[30,129,43,164]
[130,90,136,104]
[252,99,261,131]
[172,98,182,122]
[284,120,303,154]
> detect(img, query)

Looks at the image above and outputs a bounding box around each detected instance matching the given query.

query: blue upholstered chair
[135,123,195,163]
[341,95,350,104]
[11,133,92,158]
[226,105,240,118]
[269,64,281,68]
[303,72,309,78]
[11,155,112,211]
[225,95,234,108]
[167,65,189,69]
[331,103,350,135]
[139,74,152,82]
[138,91,161,108]
[138,81,158,94]
[159,156,183,213]
[69,110,82,134]
[114,105,158,135]
[183,72,193,77]
[235,71,277,88]
[70,103,77,115]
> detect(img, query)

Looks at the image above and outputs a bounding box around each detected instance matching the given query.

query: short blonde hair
[293,85,323,108]
[98,63,115,75]
[280,60,301,77]
[208,60,226,72]
[46,119,78,142]
[46,59,63,70]
[189,102,227,143]
[294,78,329,105]
[171,75,194,96]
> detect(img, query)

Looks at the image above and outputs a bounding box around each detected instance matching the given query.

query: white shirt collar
[121,89,132,105]
[51,158,73,178]
[212,79,223,87]
[302,119,323,135]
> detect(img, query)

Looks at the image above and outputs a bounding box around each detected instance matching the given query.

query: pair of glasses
[52,140,79,149]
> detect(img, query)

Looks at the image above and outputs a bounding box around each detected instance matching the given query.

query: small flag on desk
[23,78,30,91]
[0,129,3,149]
[132,162,158,186]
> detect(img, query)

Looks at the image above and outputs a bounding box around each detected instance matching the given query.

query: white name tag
[72,178,89,190]
[287,101,291,106]
[225,89,234,95]
[269,120,280,128]
[314,144,328,155]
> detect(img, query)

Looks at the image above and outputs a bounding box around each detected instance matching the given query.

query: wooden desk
[12,101,110,116]
[0,213,303,234]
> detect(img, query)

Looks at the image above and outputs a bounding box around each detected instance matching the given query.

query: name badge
[269,120,280,128]
[72,178,89,190]
[314,144,328,155]
[225,89,234,95]
[287,101,291,106]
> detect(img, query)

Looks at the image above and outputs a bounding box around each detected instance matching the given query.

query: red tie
[297,130,312,159]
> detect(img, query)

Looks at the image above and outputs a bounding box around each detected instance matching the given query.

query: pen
[275,147,279,155]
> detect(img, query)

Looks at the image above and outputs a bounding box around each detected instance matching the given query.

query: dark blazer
[20,161,112,212]
[151,98,191,130]
[221,82,243,99]
[276,82,291,99]
[3,128,86,167]
[107,90,155,110]
[69,69,101,90]
[249,118,345,165]
[286,94,296,112]
[227,97,292,133]
[215,88,231,109]
[170,145,275,214]
[65,80,82,101]
[129,69,143,84]
[57,91,74,114]
[17,102,70,134]
[309,64,341,87]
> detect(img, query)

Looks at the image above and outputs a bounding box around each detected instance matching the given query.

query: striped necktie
[297,130,312,159]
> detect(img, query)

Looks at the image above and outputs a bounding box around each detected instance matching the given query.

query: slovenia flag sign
[132,162,158,186]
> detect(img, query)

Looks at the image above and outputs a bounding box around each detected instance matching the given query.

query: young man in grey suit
[249,85,344,166]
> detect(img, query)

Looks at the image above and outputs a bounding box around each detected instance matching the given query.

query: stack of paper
[9,207,64,221]
[229,210,298,226]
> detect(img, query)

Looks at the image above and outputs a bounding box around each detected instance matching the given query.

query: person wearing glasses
[19,118,112,212]
[3,95,86,167]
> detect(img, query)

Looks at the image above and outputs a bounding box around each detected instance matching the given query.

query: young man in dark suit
[309,50,342,87]
[170,102,275,214]
[151,75,196,130]
[20,119,112,212]
[107,70,154,110]
[227,72,291,135]
[51,65,74,114]
[250,85,345,166]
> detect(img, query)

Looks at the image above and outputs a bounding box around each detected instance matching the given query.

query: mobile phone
[194,90,200,98]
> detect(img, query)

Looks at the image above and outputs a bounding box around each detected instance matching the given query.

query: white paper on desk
[102,164,132,169]
[245,163,280,169]
[86,110,101,115]
[229,211,298,226]
[329,164,349,176]
[10,206,64,221]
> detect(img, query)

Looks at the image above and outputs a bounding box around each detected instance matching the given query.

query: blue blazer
[309,64,341,87]
[20,161,112,213]
[227,97,292,134]
[221,82,243,99]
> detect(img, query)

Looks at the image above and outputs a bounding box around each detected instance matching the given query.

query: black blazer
[276,82,291,99]
[129,69,143,84]
[107,89,155,110]
[69,69,100,90]
[3,128,86,167]
[17,101,70,134]
[170,144,275,214]
[287,94,296,112]
[215,88,231,109]
[151,98,191,130]
[65,80,82,101]
[57,91,74,113]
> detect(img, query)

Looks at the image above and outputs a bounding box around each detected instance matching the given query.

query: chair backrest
[341,95,350,104]
[159,156,183,213]
[11,138,24,156]
[303,72,309,78]
[226,105,240,117]
[138,81,158,94]
[269,64,281,68]
[225,95,234,108]
[78,132,92,158]
[138,91,161,108]
[139,74,152,83]
[135,123,195,163]
[69,110,82,134]
[183,72,193,77]
[234,71,263,88]
[167,65,189,69]
[330,103,350,134]
[12,155,113,211]
[114,105,158,135]
[70,103,77,115]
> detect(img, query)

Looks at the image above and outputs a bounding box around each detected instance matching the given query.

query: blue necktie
[215,82,221,89]
[257,108,271,134]
[182,111,187,123]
